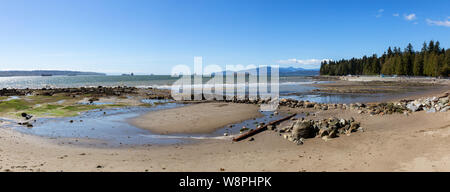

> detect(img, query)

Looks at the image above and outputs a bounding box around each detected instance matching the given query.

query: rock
[294,138,304,145]
[339,119,347,126]
[440,106,450,112]
[248,137,255,141]
[305,102,314,108]
[439,97,449,104]
[267,125,275,130]
[318,128,329,137]
[21,112,33,120]
[291,120,313,140]
[279,123,293,133]
[314,104,321,109]
[425,107,436,113]
[406,103,420,112]
[328,129,337,138]
[240,126,249,132]
[349,122,360,132]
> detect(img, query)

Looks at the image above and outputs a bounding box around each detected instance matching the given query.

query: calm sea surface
[0,75,395,104]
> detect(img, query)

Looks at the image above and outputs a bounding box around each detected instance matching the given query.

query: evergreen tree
[413,53,424,76]
[319,41,449,77]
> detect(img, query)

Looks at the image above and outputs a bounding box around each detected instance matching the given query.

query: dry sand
[129,102,263,134]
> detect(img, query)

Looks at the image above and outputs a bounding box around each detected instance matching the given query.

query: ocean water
[0,75,316,88]
[0,75,179,89]
[0,75,390,104]
[0,75,319,95]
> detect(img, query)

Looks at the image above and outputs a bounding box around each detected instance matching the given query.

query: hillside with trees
[320,41,450,77]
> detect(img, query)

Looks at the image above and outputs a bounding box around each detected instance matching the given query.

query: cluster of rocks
[279,98,343,110]
[0,88,33,96]
[223,92,450,115]
[218,96,357,111]
[353,102,406,115]
[272,117,362,145]
[18,112,35,128]
[0,86,139,97]
[36,86,139,97]
[404,93,450,113]
[354,92,449,115]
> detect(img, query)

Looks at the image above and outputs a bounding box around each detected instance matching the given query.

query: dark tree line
[320,41,450,77]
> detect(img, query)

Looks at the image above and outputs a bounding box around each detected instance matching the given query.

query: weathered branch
[232,113,297,142]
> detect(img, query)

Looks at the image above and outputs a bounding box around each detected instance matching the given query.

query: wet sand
[129,103,263,134]
[309,77,450,103]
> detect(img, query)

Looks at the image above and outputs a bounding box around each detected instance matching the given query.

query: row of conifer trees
[320,41,450,77]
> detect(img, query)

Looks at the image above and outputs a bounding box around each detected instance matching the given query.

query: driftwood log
[232,113,297,142]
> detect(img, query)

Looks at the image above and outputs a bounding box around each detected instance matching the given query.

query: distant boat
[41,74,53,76]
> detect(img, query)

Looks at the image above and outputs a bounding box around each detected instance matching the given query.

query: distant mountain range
[0,70,106,77]
[216,67,319,76]
[278,67,319,76]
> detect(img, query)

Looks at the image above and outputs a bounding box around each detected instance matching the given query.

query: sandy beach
[0,77,449,172]
[129,102,262,134]
[0,106,448,172]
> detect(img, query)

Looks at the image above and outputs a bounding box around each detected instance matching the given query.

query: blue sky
[0,0,449,74]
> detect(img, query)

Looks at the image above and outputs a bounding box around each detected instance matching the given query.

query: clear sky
[0,0,449,74]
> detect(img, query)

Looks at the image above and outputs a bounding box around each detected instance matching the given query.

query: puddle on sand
[8,100,301,147]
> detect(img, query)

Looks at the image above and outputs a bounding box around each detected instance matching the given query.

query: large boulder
[406,102,422,112]
[291,120,314,140]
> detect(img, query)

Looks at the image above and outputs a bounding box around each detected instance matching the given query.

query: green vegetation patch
[25,95,74,104]
[0,95,132,118]
[0,99,31,112]
[20,103,127,117]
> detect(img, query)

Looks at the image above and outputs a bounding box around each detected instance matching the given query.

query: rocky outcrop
[221,91,450,115]
[274,117,361,145]
[0,86,173,99]
[404,92,450,113]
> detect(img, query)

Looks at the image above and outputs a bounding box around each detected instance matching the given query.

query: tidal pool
[7,101,297,147]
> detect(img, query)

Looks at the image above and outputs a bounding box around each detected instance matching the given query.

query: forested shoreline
[320,41,450,77]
